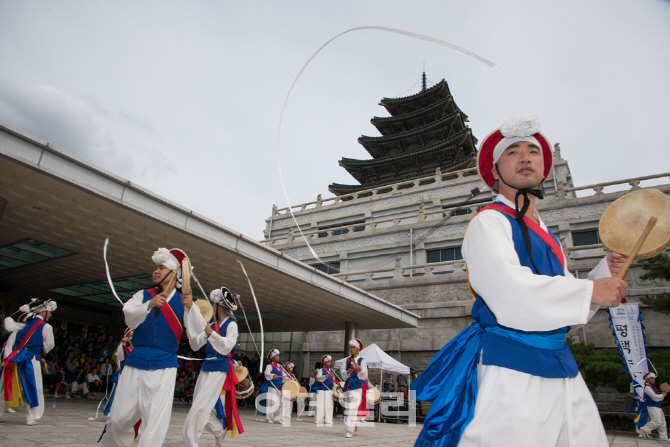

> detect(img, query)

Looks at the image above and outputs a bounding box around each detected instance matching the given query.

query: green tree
[638,254,670,314]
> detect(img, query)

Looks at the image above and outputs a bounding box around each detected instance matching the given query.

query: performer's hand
[606,252,627,278]
[204,325,213,336]
[182,291,193,309]
[591,277,627,307]
[347,369,353,375]
[273,374,278,379]
[149,292,168,309]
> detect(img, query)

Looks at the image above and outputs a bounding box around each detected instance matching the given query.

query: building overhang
[0,120,419,332]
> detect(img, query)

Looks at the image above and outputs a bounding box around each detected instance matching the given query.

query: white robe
[101,289,201,447]
[315,369,334,424]
[0,316,54,424]
[640,385,668,439]
[264,364,284,422]
[340,355,368,434]
[459,194,611,447]
[182,311,238,447]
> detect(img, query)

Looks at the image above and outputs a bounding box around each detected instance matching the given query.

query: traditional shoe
[215,430,227,447]
[267,420,274,424]
[6,408,16,413]
[26,420,38,426]
[345,432,353,438]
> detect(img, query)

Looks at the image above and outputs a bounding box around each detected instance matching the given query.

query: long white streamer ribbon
[103,238,125,306]
[237,259,264,374]
[277,26,497,268]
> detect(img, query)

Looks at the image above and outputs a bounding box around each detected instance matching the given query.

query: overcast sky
[1,1,669,239]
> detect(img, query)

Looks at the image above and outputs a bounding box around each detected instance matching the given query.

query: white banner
[608,303,648,400]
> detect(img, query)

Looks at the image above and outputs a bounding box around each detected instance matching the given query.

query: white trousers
[282,394,293,423]
[459,364,608,447]
[641,406,668,439]
[265,387,283,422]
[315,389,333,424]
[0,357,44,423]
[343,388,363,434]
[101,366,176,447]
[182,371,227,447]
[71,381,89,395]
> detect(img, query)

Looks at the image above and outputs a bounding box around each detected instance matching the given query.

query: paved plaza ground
[0,399,669,446]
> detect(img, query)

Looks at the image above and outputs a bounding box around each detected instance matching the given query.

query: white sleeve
[645,386,665,402]
[357,358,368,381]
[462,211,593,332]
[123,290,152,329]
[340,363,348,378]
[3,333,17,358]
[207,320,238,356]
[42,323,55,354]
[264,364,274,380]
[580,256,613,322]
[184,304,208,349]
[316,369,326,382]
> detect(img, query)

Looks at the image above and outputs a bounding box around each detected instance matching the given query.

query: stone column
[343,322,358,358]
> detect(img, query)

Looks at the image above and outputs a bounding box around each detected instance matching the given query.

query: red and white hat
[644,372,657,381]
[285,362,294,369]
[477,114,553,190]
[151,248,193,279]
[321,355,332,364]
[123,328,134,339]
[349,339,363,350]
[268,349,280,360]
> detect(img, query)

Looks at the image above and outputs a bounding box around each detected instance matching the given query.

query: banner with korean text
[608,303,648,400]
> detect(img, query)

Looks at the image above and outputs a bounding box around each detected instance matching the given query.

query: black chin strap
[496,163,545,274]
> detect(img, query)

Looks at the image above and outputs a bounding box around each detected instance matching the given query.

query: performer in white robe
[315,355,335,426]
[341,339,368,438]
[412,115,629,447]
[182,287,240,447]
[282,362,296,424]
[638,373,668,439]
[101,248,198,447]
[0,299,56,425]
[264,349,285,424]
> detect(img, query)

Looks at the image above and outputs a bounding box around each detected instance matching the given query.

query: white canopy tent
[334,343,410,387]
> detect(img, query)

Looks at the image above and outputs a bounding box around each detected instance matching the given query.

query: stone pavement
[1,400,669,446]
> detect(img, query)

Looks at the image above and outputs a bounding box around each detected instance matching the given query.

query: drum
[367,386,381,405]
[599,188,670,260]
[332,383,345,401]
[660,383,670,393]
[235,376,255,400]
[297,386,308,401]
[234,365,249,382]
[282,379,300,401]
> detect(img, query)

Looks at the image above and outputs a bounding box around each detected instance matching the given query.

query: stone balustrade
[271,166,480,217]
[262,172,670,247]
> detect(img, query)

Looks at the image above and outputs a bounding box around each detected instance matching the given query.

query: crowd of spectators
[36,327,117,400]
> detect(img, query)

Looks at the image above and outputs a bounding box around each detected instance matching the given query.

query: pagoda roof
[345,128,475,167]
[379,79,451,115]
[371,95,468,136]
[340,129,477,184]
[359,111,468,158]
[328,156,476,196]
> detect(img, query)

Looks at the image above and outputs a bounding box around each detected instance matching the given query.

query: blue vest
[320,368,335,390]
[201,318,237,373]
[472,206,578,379]
[13,318,45,359]
[646,385,664,408]
[312,375,324,392]
[268,363,283,390]
[345,357,364,390]
[125,290,184,370]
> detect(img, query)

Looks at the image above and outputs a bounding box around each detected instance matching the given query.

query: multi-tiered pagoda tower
[328,75,478,195]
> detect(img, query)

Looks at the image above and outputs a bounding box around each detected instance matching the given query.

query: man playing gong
[413,115,629,447]
[101,248,198,447]
[341,338,368,438]
[182,287,242,447]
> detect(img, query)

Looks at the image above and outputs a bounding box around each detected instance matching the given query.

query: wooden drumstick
[155,266,179,315]
[181,258,191,311]
[618,216,658,280]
